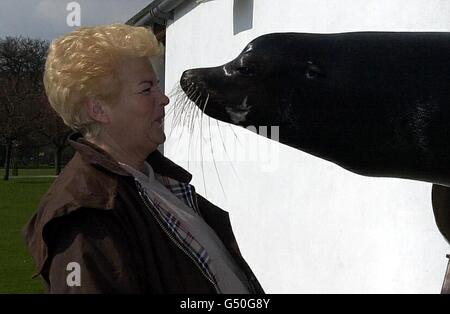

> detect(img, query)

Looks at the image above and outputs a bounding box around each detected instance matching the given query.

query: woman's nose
[154,85,169,106]
[160,93,170,107]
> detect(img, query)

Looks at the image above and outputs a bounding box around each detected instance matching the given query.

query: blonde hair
[44,23,162,137]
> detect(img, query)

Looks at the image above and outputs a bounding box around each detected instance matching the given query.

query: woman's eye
[141,88,151,93]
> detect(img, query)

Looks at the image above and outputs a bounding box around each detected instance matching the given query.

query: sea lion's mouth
[225,107,251,124]
[225,96,252,124]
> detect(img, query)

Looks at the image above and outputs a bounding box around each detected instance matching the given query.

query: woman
[23,23,264,294]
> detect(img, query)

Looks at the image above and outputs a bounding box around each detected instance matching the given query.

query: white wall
[164,0,450,293]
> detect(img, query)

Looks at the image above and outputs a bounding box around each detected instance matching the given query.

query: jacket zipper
[190,186,262,294]
[136,186,221,293]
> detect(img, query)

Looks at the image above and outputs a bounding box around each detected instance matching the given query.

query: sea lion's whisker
[189,91,202,132]
[190,94,203,169]
[181,88,198,129]
[186,89,201,169]
[167,85,191,139]
[198,93,210,170]
[198,93,210,145]
[192,92,205,136]
[202,93,210,118]
[172,83,194,117]
[199,97,207,198]
[208,115,226,198]
[166,92,183,124]
[181,89,196,130]
[173,90,190,129]
[164,88,179,119]
[167,87,184,114]
[227,120,242,147]
[216,119,240,180]
[165,84,180,103]
[174,85,194,124]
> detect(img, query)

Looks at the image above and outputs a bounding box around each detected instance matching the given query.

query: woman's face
[104,56,169,153]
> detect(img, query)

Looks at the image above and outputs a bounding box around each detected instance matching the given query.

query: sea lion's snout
[180,69,194,88]
[180,69,198,94]
[180,67,234,123]
[180,66,257,126]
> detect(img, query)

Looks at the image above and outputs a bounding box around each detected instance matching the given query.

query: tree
[34,102,72,175]
[0,36,49,180]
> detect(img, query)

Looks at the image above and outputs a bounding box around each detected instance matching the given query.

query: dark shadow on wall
[233,0,254,35]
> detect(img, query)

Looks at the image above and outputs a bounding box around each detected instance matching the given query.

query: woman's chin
[148,123,166,145]
[150,131,166,146]
[158,133,166,144]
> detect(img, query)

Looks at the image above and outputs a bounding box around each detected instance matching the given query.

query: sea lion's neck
[279,123,450,187]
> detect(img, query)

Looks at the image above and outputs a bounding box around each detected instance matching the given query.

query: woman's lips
[154,116,164,128]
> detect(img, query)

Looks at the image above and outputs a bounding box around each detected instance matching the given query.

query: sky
[0,0,153,42]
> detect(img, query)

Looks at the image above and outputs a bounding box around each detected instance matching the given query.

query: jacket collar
[68,133,193,183]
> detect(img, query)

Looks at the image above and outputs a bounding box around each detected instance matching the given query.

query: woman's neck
[85,132,152,174]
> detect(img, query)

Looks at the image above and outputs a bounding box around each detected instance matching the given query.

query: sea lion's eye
[236,66,254,76]
[305,61,324,80]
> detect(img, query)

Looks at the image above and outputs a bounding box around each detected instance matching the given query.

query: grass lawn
[0,168,56,177]
[0,175,55,293]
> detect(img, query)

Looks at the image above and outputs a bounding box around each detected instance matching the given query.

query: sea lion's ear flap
[305,61,326,79]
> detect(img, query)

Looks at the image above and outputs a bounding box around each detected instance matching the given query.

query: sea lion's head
[180,33,327,130]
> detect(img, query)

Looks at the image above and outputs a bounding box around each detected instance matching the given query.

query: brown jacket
[22,133,264,294]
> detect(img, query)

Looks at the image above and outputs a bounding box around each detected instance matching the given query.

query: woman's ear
[84,98,110,124]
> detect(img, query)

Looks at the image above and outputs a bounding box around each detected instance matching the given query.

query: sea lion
[179,32,450,245]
